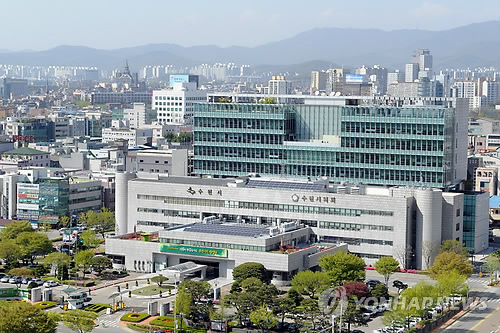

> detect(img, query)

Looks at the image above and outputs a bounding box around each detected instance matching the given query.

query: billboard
[345,74,366,84]
[160,244,228,258]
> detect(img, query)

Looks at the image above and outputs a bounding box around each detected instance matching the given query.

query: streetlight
[174,273,179,333]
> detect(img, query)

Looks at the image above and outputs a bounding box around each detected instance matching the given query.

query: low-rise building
[0,147,50,169]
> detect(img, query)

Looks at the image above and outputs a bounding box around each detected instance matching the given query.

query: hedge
[120,312,150,323]
[61,280,95,287]
[150,316,182,328]
[127,323,206,333]
[84,303,111,313]
[34,301,58,310]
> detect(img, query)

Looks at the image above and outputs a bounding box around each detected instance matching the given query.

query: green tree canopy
[439,240,469,257]
[44,252,71,267]
[233,262,269,283]
[434,270,469,297]
[0,239,21,268]
[59,309,97,333]
[271,296,295,326]
[0,301,58,333]
[374,256,400,286]
[151,275,169,287]
[16,232,52,264]
[75,250,95,278]
[90,256,112,274]
[59,216,72,228]
[176,280,212,320]
[79,209,114,239]
[0,221,33,240]
[429,251,472,278]
[291,270,330,299]
[250,305,278,333]
[319,250,366,286]
[81,230,102,249]
[8,267,34,277]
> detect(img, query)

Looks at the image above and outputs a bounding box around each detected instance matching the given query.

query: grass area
[150,316,182,328]
[84,303,111,313]
[34,301,58,310]
[131,285,173,296]
[128,323,207,333]
[120,312,150,323]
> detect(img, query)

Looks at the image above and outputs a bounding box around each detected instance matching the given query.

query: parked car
[0,276,11,283]
[9,277,22,284]
[32,278,44,286]
[366,279,383,289]
[21,277,32,284]
[43,281,60,288]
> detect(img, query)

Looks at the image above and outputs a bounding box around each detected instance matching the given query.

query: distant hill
[0,21,498,70]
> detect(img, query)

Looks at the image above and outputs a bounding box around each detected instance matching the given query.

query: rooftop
[4,147,47,156]
[182,223,271,238]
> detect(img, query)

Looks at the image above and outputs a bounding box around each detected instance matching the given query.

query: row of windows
[194,117,290,131]
[154,96,183,101]
[160,238,268,252]
[341,137,446,152]
[155,102,182,106]
[137,194,394,217]
[342,122,445,136]
[137,220,180,228]
[69,195,101,204]
[137,208,199,219]
[320,236,393,246]
[315,221,393,231]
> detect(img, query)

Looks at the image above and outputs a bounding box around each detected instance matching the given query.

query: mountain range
[1,21,498,72]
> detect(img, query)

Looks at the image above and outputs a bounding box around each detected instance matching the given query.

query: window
[155,161,159,164]
[456,223,460,231]
[456,209,460,217]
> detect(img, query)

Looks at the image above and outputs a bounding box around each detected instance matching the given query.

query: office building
[102,125,153,148]
[111,174,483,270]
[475,167,498,195]
[124,103,148,129]
[414,49,433,72]
[462,192,489,253]
[1,78,28,99]
[482,80,500,105]
[130,149,190,176]
[90,91,152,105]
[0,147,50,169]
[153,82,207,125]
[193,97,468,188]
[326,69,349,95]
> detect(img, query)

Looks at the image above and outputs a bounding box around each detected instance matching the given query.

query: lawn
[120,312,150,323]
[34,301,58,310]
[131,285,173,296]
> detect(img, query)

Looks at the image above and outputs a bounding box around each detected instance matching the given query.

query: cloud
[414,2,450,17]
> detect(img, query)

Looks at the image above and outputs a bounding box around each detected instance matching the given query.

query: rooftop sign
[160,244,228,258]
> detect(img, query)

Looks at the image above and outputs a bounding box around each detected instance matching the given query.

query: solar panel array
[184,223,269,238]
[247,179,326,192]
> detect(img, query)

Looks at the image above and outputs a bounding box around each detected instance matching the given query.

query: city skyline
[0,0,498,51]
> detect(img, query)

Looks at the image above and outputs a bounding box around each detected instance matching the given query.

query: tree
[393,280,408,294]
[319,250,366,286]
[394,245,413,269]
[439,240,469,257]
[75,250,95,278]
[16,232,52,264]
[428,251,472,278]
[176,280,212,321]
[342,298,367,332]
[250,305,278,333]
[8,267,34,277]
[81,230,102,249]
[271,297,295,327]
[233,262,269,284]
[299,298,322,331]
[484,255,500,280]
[434,270,469,297]
[79,209,114,239]
[151,275,169,287]
[59,309,97,333]
[371,284,389,299]
[374,256,400,286]
[44,252,70,268]
[422,240,439,269]
[90,256,112,274]
[291,270,330,299]
[0,300,58,333]
[0,221,33,240]
[342,282,370,298]
[59,216,72,228]
[164,132,176,141]
[0,239,21,268]
[224,291,259,324]
[287,288,304,306]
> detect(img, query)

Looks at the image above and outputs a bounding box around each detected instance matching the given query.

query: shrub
[34,301,58,310]
[150,316,181,328]
[120,312,150,323]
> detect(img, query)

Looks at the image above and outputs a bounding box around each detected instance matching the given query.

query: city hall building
[106,173,487,276]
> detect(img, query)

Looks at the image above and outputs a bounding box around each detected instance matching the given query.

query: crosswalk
[98,314,121,328]
[484,298,500,304]
[467,278,491,285]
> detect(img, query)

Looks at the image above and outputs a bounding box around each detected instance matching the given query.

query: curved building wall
[115,172,136,235]
[415,189,443,269]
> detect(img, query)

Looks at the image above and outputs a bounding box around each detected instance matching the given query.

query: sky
[1,0,498,51]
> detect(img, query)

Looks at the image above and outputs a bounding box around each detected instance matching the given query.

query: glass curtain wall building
[194,103,458,188]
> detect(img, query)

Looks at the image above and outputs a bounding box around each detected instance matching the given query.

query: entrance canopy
[159,261,207,282]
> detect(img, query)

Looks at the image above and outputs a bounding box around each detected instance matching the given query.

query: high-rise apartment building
[405,63,419,82]
[268,76,292,95]
[310,71,327,94]
[326,69,349,95]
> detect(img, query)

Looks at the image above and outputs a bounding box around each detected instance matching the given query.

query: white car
[43,281,60,288]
